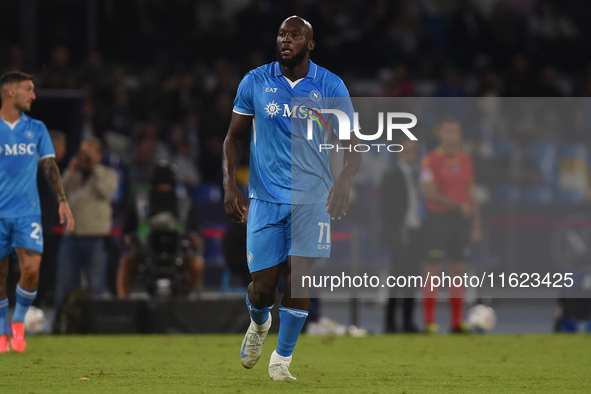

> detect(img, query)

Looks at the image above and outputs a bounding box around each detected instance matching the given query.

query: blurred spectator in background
[169,122,201,190]
[100,87,135,138]
[41,45,77,89]
[5,45,25,72]
[126,136,157,188]
[78,51,111,102]
[505,54,536,97]
[54,137,119,310]
[200,92,233,184]
[381,139,422,333]
[421,119,481,334]
[117,164,204,298]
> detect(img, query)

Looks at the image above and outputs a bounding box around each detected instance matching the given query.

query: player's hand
[459,202,473,218]
[224,182,246,223]
[67,156,79,174]
[189,231,203,248]
[325,174,352,220]
[59,201,75,232]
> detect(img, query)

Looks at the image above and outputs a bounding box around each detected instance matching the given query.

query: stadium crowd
[1,0,591,305]
[2,0,590,201]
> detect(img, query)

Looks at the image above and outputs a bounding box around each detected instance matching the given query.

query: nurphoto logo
[304,108,418,152]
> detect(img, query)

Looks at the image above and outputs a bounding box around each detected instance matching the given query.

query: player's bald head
[280,15,314,40]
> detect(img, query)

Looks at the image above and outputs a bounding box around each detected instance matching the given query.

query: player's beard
[276,46,308,68]
[16,100,31,113]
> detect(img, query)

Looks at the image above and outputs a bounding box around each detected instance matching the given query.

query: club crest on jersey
[309,90,322,102]
[25,130,34,139]
[264,100,282,117]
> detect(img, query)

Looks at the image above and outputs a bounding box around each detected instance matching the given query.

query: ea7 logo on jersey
[0,143,36,156]
[265,87,277,93]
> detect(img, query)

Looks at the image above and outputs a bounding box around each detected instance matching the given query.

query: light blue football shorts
[246,199,331,273]
[0,215,43,258]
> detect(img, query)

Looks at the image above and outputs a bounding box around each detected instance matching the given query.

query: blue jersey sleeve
[233,73,255,116]
[36,122,55,159]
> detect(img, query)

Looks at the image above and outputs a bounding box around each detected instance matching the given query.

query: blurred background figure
[420,119,481,334]
[381,139,422,333]
[117,163,204,298]
[54,137,119,310]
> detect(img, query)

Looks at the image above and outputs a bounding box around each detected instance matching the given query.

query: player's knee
[20,263,40,282]
[251,280,276,303]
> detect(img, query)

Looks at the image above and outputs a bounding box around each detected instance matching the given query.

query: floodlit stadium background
[2,0,591,334]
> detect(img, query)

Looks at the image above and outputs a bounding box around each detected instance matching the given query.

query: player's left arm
[41,157,75,231]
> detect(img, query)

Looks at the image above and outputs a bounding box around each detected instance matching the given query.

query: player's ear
[308,40,315,51]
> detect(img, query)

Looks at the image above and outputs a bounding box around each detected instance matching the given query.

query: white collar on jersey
[283,76,304,88]
[2,118,20,130]
[274,60,318,80]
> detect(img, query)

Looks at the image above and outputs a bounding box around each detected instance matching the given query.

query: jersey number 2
[30,222,41,240]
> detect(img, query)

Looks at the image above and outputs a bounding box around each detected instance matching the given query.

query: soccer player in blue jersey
[0,71,75,353]
[223,16,361,380]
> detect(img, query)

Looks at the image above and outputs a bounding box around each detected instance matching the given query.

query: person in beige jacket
[54,137,118,309]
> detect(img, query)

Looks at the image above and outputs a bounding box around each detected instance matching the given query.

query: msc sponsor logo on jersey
[264,102,323,119]
[282,104,318,119]
[0,143,37,156]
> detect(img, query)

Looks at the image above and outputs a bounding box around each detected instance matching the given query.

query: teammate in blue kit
[0,71,75,353]
[222,16,361,380]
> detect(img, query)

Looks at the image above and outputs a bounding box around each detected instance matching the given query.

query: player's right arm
[222,112,253,223]
[41,157,75,232]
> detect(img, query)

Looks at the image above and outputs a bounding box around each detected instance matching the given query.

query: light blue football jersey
[0,114,55,218]
[233,60,355,205]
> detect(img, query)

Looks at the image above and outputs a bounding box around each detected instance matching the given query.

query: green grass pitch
[0,334,589,393]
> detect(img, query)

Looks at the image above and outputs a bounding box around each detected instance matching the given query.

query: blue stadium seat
[193,183,223,203]
[524,186,554,204]
[529,140,558,185]
[492,185,521,204]
[561,142,588,161]
[202,224,227,266]
[492,141,516,158]
[556,189,588,204]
